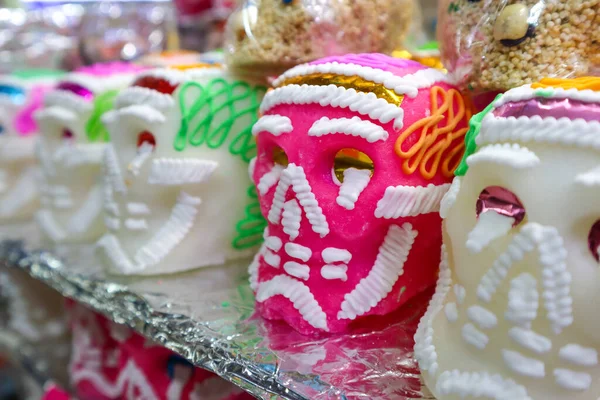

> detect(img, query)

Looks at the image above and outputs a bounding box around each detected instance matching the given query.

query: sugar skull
[34,63,145,245]
[438,0,600,93]
[415,77,600,399]
[250,53,473,334]
[0,70,64,226]
[97,66,266,276]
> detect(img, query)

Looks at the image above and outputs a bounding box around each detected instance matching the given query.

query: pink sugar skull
[250,53,474,334]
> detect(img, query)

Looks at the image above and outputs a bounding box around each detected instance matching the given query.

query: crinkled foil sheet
[0,240,433,400]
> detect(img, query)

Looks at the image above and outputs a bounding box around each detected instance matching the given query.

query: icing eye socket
[62,129,74,140]
[587,220,600,262]
[282,0,294,3]
[132,76,179,95]
[333,148,374,183]
[137,131,156,148]
[476,186,526,225]
[272,146,289,167]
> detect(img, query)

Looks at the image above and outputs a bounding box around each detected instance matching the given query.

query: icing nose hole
[333,148,374,184]
[476,186,525,226]
[494,4,535,46]
[137,131,156,148]
[62,129,74,140]
[272,146,289,167]
[588,220,600,262]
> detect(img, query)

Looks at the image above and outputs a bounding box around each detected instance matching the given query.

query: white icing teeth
[263,250,280,268]
[284,261,310,280]
[125,218,148,231]
[466,210,515,253]
[508,327,552,355]
[502,349,545,378]
[558,344,598,367]
[285,242,312,262]
[320,264,348,281]
[336,168,371,210]
[257,165,284,195]
[505,273,538,327]
[444,302,458,323]
[126,202,150,215]
[553,369,592,391]
[461,323,488,350]
[322,248,352,264]
[467,305,497,329]
[265,236,283,252]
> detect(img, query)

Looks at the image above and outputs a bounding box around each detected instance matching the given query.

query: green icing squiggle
[176,78,267,250]
[86,89,120,142]
[455,94,503,176]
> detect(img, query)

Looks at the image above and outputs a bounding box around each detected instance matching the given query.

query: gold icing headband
[278,73,405,106]
[532,76,600,91]
[168,63,222,71]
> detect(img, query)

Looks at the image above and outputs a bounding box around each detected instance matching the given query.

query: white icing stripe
[502,349,545,378]
[36,210,66,241]
[272,62,449,98]
[34,106,77,125]
[103,145,127,195]
[281,199,301,240]
[462,323,488,350]
[466,210,515,253]
[322,248,352,264]
[308,116,388,143]
[256,275,328,331]
[248,239,267,291]
[574,165,600,187]
[261,85,404,130]
[115,86,175,111]
[285,242,312,262]
[148,158,218,185]
[477,223,573,334]
[44,90,93,113]
[558,344,598,367]
[257,164,284,195]
[508,327,552,354]
[263,250,281,268]
[320,264,348,281]
[436,370,531,400]
[444,302,458,322]
[505,273,538,327]
[553,369,592,391]
[374,183,450,219]
[98,192,201,274]
[248,157,256,180]
[338,223,417,320]
[265,236,282,252]
[493,84,600,108]
[336,168,371,210]
[252,114,293,136]
[477,114,600,149]
[467,305,497,329]
[414,245,451,376]
[127,202,150,215]
[284,261,310,280]
[125,219,148,231]
[439,177,461,219]
[466,143,540,169]
[268,164,329,237]
[128,142,154,176]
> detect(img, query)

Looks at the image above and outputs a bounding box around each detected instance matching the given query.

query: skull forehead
[309,53,427,75]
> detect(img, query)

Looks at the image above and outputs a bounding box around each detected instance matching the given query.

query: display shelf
[0,240,433,400]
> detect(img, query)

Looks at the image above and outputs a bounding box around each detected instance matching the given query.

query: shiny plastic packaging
[438,0,600,93]
[224,0,415,77]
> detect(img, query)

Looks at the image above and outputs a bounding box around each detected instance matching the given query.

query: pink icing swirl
[310,53,427,76]
[13,85,52,136]
[75,62,147,77]
[494,98,600,123]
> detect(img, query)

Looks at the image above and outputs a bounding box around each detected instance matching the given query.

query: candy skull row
[35,63,145,245]
[0,70,64,225]
[97,65,266,275]
[251,53,473,334]
[415,77,600,399]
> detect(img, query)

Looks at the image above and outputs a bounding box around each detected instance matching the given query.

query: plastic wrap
[0,240,433,400]
[438,0,600,94]
[224,0,415,78]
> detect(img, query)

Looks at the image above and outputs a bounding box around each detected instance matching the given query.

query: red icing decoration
[137,131,156,148]
[132,76,179,95]
[588,220,600,262]
[476,186,525,225]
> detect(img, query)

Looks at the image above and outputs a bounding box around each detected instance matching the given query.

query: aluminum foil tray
[0,240,433,400]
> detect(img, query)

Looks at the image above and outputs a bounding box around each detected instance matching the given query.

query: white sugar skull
[415,78,600,399]
[0,71,63,227]
[34,63,143,245]
[97,66,266,275]
[251,54,472,334]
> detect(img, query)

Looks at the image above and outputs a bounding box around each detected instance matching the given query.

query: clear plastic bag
[438,0,600,94]
[224,0,415,78]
